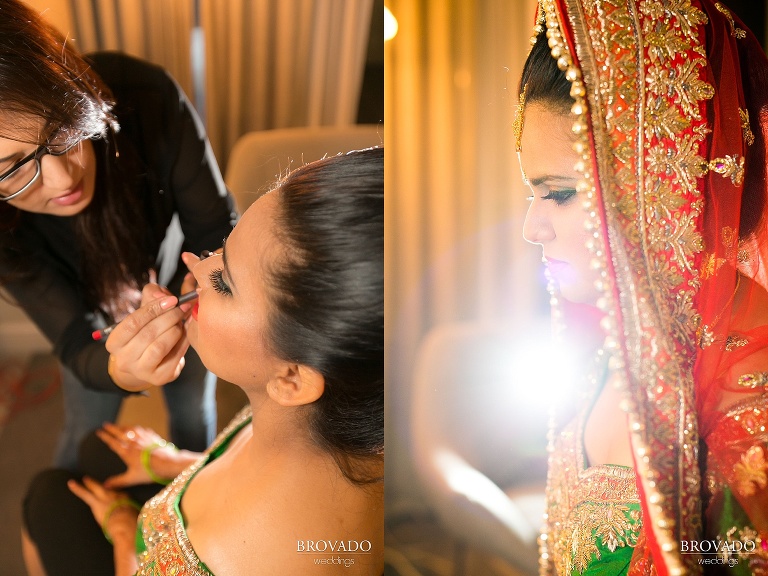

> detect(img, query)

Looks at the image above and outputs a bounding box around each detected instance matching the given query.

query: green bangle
[140,440,177,485]
[102,498,141,544]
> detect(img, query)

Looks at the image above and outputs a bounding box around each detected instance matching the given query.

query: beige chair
[224,124,383,212]
[411,322,549,575]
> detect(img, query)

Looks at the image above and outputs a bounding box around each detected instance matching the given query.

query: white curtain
[23,0,372,165]
[201,0,373,162]
[385,0,542,511]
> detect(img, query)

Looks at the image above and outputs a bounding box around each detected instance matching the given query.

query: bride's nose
[523,201,555,245]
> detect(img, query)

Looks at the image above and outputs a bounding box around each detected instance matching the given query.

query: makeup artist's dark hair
[0,0,150,316]
[269,147,383,485]
[519,30,573,114]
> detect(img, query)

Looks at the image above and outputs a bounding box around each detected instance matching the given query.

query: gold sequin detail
[704,155,745,186]
[513,84,528,153]
[136,406,253,575]
[715,3,747,39]
[737,372,768,389]
[700,252,726,280]
[545,419,641,576]
[739,108,755,146]
[724,334,748,351]
[733,445,768,497]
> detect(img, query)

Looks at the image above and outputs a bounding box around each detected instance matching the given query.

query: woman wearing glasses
[0,0,236,467]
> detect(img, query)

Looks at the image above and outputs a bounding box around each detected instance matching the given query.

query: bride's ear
[266,362,325,406]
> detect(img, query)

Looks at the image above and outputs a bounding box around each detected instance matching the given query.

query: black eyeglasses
[0,140,82,201]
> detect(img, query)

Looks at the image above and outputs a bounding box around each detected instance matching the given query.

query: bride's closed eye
[208,268,232,295]
[542,189,576,206]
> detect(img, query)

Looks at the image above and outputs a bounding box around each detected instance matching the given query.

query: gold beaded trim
[725,334,749,351]
[513,84,528,153]
[737,372,768,389]
[703,155,745,186]
[739,108,755,146]
[535,1,616,573]
[715,2,747,39]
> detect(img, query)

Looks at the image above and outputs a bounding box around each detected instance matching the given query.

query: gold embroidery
[737,372,768,389]
[715,2,747,39]
[565,502,641,574]
[136,407,253,575]
[641,0,708,38]
[724,335,748,351]
[697,273,740,349]
[722,226,739,259]
[698,326,716,348]
[700,252,726,280]
[725,396,768,436]
[546,419,641,576]
[646,59,714,119]
[513,84,528,153]
[538,0,712,571]
[739,108,755,146]
[733,446,768,497]
[646,25,693,63]
[705,155,745,185]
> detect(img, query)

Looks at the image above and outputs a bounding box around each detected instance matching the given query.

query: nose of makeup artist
[523,201,555,245]
[39,154,76,190]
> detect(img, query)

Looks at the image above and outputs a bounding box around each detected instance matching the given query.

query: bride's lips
[191,301,200,320]
[49,181,84,206]
[544,257,570,277]
[544,257,568,267]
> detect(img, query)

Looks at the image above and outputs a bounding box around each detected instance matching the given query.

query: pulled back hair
[0,0,151,318]
[519,30,573,114]
[269,147,383,485]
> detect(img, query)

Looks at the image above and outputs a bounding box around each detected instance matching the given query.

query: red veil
[536,0,768,574]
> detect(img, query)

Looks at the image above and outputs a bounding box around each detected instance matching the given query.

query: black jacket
[2,52,237,392]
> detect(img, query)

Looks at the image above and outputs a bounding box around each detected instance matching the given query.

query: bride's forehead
[520,107,579,176]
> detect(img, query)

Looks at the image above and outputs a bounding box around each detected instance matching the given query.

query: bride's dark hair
[519,31,573,115]
[269,148,384,485]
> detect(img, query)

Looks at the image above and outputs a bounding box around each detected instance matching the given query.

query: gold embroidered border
[136,406,253,575]
[545,418,641,575]
[547,0,711,574]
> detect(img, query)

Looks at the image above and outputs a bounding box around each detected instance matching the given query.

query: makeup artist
[0,0,237,468]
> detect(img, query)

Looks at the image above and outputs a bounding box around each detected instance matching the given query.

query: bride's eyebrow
[221,237,237,292]
[528,174,576,187]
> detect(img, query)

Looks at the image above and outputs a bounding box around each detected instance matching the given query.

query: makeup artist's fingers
[140,282,171,307]
[106,327,188,390]
[104,297,191,389]
[136,326,189,376]
[145,335,190,383]
[106,296,181,349]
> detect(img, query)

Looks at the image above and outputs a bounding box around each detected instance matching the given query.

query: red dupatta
[535,0,768,574]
